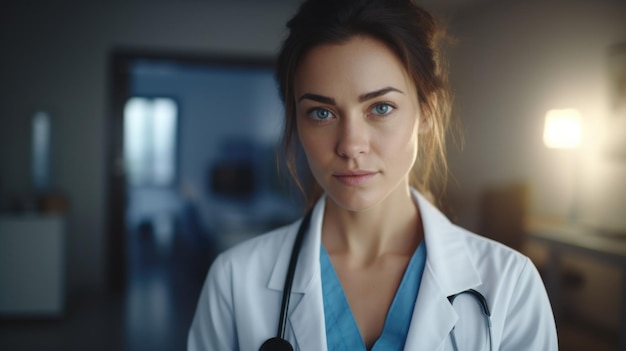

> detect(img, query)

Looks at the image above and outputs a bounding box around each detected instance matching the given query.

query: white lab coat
[188,190,558,350]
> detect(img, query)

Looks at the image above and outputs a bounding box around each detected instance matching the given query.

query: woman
[188,0,558,350]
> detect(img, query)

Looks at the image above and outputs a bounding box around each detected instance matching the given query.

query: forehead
[294,35,415,98]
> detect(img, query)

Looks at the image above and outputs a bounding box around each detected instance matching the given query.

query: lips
[333,170,378,186]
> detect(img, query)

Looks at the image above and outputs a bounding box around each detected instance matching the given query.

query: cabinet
[0,216,65,316]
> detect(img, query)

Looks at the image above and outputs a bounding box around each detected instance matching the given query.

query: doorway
[106,49,301,349]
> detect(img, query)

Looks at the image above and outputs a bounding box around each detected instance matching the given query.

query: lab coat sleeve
[188,253,238,351]
[500,257,558,350]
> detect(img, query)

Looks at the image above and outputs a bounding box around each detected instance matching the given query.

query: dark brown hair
[276,0,451,208]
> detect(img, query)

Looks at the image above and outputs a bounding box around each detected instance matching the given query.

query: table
[526,219,626,350]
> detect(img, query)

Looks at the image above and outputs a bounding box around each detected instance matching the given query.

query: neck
[321,186,422,265]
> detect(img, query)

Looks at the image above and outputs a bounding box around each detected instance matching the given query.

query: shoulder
[190,220,303,350]
[221,219,299,259]
[456,227,527,261]
[439,226,557,348]
[457,231,558,348]
[416,189,531,280]
[454,225,554,320]
[209,219,301,281]
[456,225,531,275]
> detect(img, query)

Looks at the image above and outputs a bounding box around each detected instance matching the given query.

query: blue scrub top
[320,242,427,351]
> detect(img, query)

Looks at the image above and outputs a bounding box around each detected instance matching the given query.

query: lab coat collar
[267,194,327,350]
[267,193,326,293]
[404,189,482,350]
[266,189,482,350]
[414,189,482,296]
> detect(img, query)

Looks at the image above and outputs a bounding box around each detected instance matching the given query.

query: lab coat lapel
[403,190,483,350]
[266,191,482,350]
[267,196,328,351]
[404,265,458,349]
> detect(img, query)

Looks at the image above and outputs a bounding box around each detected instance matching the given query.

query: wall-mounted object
[32,111,51,192]
[543,108,582,149]
[543,108,582,221]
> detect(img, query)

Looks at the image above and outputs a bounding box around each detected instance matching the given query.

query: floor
[0,229,621,351]
[0,224,216,351]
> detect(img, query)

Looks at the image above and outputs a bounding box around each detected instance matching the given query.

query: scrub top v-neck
[320,241,427,351]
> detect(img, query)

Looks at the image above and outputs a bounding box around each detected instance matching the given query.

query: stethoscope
[260,210,493,351]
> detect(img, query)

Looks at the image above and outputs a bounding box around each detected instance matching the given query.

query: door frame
[105,48,274,292]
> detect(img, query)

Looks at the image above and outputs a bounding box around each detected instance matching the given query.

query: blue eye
[310,108,333,121]
[371,103,393,115]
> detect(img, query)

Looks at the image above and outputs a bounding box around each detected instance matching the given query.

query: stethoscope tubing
[259,211,313,351]
[261,209,493,351]
[277,211,313,338]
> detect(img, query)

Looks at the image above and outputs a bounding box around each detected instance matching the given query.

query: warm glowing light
[543,109,582,149]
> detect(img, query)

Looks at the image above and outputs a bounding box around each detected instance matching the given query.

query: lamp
[543,108,583,221]
[543,109,582,150]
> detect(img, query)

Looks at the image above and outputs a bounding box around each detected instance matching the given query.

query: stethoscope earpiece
[259,337,294,351]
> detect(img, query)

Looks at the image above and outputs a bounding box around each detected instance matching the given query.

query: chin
[325,186,384,212]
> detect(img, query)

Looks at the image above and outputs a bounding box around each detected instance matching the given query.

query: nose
[336,117,369,159]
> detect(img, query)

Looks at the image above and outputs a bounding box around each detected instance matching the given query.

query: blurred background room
[0,0,625,350]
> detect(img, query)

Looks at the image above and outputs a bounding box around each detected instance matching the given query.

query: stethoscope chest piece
[259,337,293,351]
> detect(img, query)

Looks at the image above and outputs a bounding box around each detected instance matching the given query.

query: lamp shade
[543,109,582,149]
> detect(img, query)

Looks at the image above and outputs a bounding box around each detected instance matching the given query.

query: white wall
[447,0,626,230]
[0,1,298,294]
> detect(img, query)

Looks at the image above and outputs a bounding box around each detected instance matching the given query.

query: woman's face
[294,35,422,211]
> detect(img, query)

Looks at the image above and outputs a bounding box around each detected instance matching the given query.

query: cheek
[297,124,329,168]
[379,119,419,167]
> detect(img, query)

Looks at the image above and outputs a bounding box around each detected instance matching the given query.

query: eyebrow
[297,86,404,105]
[358,87,404,102]
[298,93,335,105]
